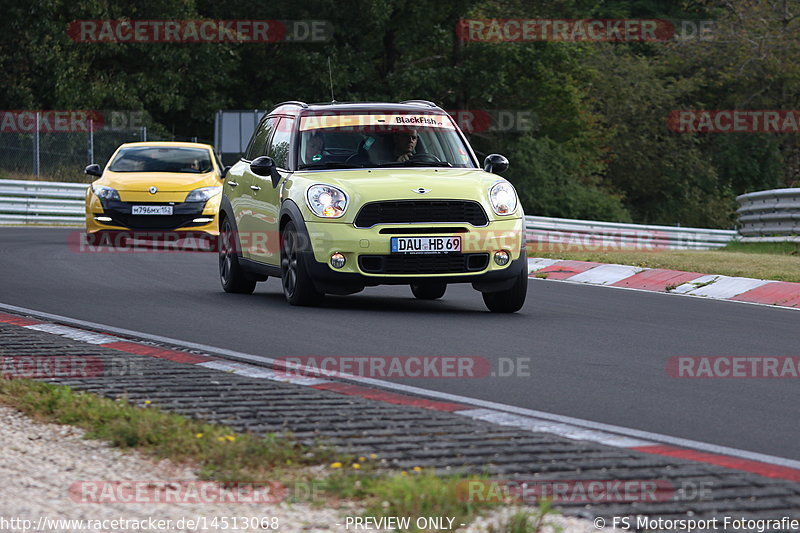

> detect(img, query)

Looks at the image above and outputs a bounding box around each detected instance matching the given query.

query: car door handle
[250,185,261,191]
[227,181,238,187]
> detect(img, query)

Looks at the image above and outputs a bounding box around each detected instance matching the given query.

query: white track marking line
[458,408,654,448]
[25,323,116,344]
[527,258,800,312]
[671,275,773,298]
[527,258,562,272]
[198,360,330,386]
[2,301,800,470]
[565,263,644,285]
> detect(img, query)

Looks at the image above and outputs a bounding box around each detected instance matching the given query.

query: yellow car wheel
[410,282,447,300]
[482,266,528,313]
[219,218,257,294]
[281,221,324,306]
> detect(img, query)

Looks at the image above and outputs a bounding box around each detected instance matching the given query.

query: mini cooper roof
[266,100,450,118]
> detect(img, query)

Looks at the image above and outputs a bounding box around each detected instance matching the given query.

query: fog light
[330,252,346,269]
[494,250,510,266]
[94,216,112,222]
[193,217,214,223]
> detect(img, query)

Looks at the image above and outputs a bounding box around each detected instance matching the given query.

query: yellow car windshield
[296,113,475,170]
[108,147,213,173]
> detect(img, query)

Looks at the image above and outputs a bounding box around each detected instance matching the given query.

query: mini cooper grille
[358,253,489,275]
[353,201,488,228]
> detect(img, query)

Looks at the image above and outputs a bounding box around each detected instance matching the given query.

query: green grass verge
[485,504,558,533]
[0,379,555,532]
[718,241,800,255]
[528,241,800,282]
[0,378,334,483]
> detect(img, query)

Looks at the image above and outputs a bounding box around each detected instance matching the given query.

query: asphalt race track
[1,227,798,462]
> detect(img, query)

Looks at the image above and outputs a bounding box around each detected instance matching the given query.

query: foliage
[1,0,798,227]
[506,135,631,221]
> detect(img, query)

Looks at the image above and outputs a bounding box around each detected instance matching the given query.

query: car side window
[268,118,294,169]
[245,118,277,161]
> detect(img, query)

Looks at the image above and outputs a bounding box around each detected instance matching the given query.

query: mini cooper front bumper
[301,217,525,294]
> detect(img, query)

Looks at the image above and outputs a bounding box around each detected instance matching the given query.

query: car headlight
[489,181,518,216]
[91,184,120,201]
[185,186,222,202]
[307,184,348,218]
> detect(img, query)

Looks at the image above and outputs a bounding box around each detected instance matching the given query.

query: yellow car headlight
[91,184,120,201]
[306,184,348,218]
[185,186,221,202]
[489,181,517,216]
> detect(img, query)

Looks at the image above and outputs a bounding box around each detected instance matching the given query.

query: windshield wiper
[297,162,362,170]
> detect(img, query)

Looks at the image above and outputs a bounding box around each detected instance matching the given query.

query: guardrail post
[214,111,221,153]
[33,111,40,177]
[87,119,94,165]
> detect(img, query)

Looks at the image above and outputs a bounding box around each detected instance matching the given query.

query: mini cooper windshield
[108,146,213,173]
[296,112,476,170]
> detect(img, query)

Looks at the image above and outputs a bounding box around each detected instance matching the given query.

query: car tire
[481,266,528,313]
[410,281,447,300]
[219,218,257,294]
[281,221,324,306]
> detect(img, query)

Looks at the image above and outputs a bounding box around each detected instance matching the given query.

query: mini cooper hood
[100,170,220,192]
[295,167,505,203]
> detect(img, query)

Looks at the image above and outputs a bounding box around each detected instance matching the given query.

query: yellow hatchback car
[219,101,527,312]
[84,141,224,237]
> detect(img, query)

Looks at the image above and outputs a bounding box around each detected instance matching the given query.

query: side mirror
[221,166,231,179]
[85,164,102,177]
[483,154,509,174]
[250,156,281,187]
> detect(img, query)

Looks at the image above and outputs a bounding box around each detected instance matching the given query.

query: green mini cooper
[218,100,527,312]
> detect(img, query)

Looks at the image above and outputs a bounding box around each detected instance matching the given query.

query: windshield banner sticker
[299,114,455,131]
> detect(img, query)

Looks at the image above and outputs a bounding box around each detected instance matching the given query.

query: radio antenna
[328,57,336,102]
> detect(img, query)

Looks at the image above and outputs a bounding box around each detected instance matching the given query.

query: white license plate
[390,236,461,254]
[132,205,173,215]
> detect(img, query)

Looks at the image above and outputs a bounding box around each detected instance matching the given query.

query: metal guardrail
[736,188,800,241]
[0,179,738,250]
[0,179,86,225]
[526,216,735,250]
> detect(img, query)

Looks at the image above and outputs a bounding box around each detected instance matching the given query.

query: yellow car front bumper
[304,217,524,278]
[85,190,221,235]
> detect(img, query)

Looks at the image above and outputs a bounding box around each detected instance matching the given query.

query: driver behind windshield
[392,129,418,162]
[303,131,325,164]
